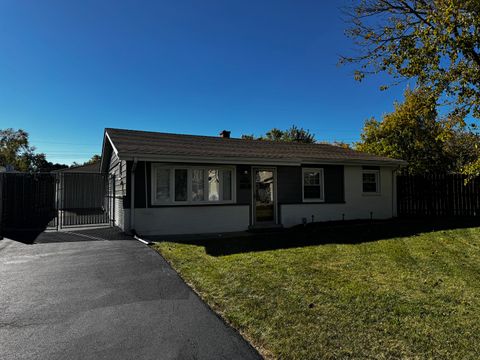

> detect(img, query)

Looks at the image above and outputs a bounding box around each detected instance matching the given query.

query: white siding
[281,166,396,227]
[125,205,250,235]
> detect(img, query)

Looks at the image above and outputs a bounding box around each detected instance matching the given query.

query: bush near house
[153,219,480,360]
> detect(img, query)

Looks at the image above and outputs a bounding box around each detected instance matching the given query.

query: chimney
[219,130,231,138]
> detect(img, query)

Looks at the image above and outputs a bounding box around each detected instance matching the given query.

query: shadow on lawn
[154,218,480,257]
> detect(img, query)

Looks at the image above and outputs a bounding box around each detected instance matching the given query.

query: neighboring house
[52,162,101,173]
[100,128,406,235]
[52,161,104,212]
[0,165,19,173]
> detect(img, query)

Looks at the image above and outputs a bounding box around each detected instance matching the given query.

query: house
[52,161,106,221]
[100,128,406,235]
[52,162,101,173]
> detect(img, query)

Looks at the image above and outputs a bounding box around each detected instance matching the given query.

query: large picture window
[302,168,324,202]
[151,164,235,205]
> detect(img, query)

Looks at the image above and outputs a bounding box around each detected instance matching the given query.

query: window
[362,170,380,194]
[191,169,205,201]
[208,169,220,201]
[174,169,188,201]
[151,164,235,205]
[302,168,324,202]
[154,168,170,202]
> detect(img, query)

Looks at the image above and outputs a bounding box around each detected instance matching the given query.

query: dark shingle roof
[54,162,101,173]
[105,128,406,166]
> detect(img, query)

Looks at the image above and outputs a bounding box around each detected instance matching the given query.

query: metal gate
[0,172,115,231]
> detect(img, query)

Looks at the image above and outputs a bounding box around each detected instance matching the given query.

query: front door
[253,168,276,224]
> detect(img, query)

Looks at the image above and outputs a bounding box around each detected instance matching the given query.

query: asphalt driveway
[0,230,261,360]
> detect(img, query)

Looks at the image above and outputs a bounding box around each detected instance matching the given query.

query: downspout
[130,157,138,234]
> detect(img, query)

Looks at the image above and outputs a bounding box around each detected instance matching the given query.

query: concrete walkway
[0,231,261,360]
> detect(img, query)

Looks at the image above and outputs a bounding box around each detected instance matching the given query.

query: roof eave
[116,153,407,167]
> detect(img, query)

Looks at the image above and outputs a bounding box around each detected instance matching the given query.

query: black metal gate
[0,172,115,231]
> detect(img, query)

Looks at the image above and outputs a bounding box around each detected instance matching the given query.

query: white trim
[302,167,325,202]
[101,131,120,174]
[105,131,119,156]
[362,169,381,195]
[251,167,278,225]
[118,154,406,167]
[150,163,236,206]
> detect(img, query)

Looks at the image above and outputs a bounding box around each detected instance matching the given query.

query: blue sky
[0,0,407,164]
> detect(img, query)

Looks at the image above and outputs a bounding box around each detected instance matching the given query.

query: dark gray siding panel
[323,165,344,203]
[124,161,132,208]
[125,161,148,209]
[277,166,302,204]
[128,162,344,209]
[277,165,345,204]
[134,161,147,208]
[236,165,252,205]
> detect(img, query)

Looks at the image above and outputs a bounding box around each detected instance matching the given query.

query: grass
[152,219,480,359]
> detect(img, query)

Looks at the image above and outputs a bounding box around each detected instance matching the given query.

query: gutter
[130,157,138,234]
[118,153,406,167]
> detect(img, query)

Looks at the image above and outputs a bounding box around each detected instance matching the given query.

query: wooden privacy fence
[397,174,480,217]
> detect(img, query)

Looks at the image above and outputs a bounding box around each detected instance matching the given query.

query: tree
[0,128,69,172]
[242,125,316,143]
[32,154,69,172]
[264,128,285,141]
[85,154,101,164]
[0,128,37,171]
[71,154,101,168]
[341,0,480,119]
[332,141,352,149]
[241,134,255,140]
[356,87,480,174]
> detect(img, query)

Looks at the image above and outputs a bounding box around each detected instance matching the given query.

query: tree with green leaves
[356,87,480,174]
[33,154,69,172]
[242,125,316,143]
[85,154,101,164]
[0,128,69,172]
[341,0,480,119]
[71,155,101,168]
[0,128,37,171]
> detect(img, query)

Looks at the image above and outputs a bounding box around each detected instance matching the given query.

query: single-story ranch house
[100,128,406,235]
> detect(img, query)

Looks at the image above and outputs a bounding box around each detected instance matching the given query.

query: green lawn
[153,220,480,359]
